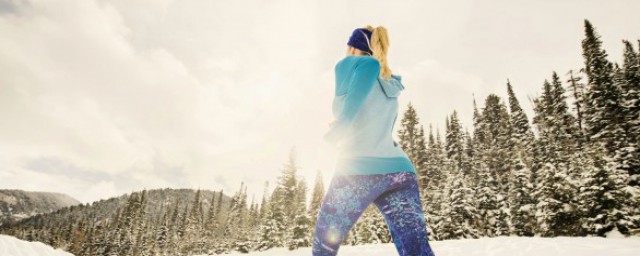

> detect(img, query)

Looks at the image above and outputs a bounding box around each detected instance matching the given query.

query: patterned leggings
[312,171,436,256]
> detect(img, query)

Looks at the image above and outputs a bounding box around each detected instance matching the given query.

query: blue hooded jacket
[323,55,416,175]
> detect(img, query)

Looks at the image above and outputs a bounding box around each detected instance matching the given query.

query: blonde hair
[363,25,392,81]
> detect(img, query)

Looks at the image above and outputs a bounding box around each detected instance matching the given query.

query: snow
[0,235,74,256]
[196,236,640,256]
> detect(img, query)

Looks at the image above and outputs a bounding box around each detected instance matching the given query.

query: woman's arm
[324,57,381,145]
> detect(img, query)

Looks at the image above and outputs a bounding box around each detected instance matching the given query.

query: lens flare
[326,227,340,244]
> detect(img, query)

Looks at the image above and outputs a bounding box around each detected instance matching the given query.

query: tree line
[399,19,639,240]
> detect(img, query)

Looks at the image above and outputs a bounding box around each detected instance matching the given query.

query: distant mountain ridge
[0,188,233,255]
[0,189,80,226]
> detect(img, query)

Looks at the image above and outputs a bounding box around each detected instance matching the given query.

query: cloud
[0,0,329,203]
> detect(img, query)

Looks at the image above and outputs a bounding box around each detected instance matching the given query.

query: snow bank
[201,236,640,256]
[0,235,74,256]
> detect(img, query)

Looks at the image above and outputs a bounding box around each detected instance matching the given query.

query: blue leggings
[312,171,436,256]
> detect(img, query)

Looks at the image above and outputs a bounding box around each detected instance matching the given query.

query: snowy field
[0,234,73,256]
[1,233,639,256]
[215,234,640,256]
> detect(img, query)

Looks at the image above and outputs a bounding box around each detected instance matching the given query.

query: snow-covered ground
[1,233,638,256]
[0,235,73,256]
[213,234,640,256]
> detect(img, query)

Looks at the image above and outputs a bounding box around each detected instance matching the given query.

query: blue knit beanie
[347,28,373,55]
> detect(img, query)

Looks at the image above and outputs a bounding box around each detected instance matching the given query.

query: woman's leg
[312,174,387,256]
[373,172,436,256]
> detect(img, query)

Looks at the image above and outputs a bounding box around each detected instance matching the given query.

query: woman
[312,25,436,256]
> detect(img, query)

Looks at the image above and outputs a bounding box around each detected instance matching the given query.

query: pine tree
[154,208,170,256]
[288,179,311,250]
[616,40,640,186]
[398,102,422,163]
[257,148,299,250]
[215,188,224,223]
[581,19,625,155]
[204,192,218,240]
[224,182,246,239]
[474,157,500,237]
[308,170,325,230]
[414,125,429,190]
[480,94,515,195]
[550,72,581,166]
[566,69,587,143]
[423,124,446,240]
[168,199,181,254]
[508,158,536,236]
[506,79,535,168]
[256,188,285,251]
[533,161,580,236]
[445,166,480,239]
[445,110,465,171]
[259,181,270,222]
[184,189,203,250]
[578,143,635,236]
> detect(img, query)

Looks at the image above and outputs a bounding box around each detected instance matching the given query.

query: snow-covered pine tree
[445,110,465,172]
[422,124,446,240]
[615,40,640,187]
[436,168,454,240]
[444,163,480,239]
[506,79,535,169]
[254,181,272,250]
[279,146,300,245]
[203,192,218,241]
[233,184,252,253]
[566,69,587,144]
[259,181,269,221]
[478,94,514,234]
[256,186,285,251]
[398,102,422,165]
[347,205,379,245]
[532,161,579,237]
[224,182,245,240]
[531,78,582,236]
[414,125,429,190]
[473,156,499,237]
[550,72,581,168]
[154,207,170,256]
[247,195,261,240]
[257,148,299,250]
[507,158,535,236]
[133,189,149,256]
[308,170,325,230]
[480,94,515,195]
[578,142,635,236]
[462,129,474,184]
[117,192,142,256]
[177,203,189,252]
[581,19,625,156]
[168,199,181,255]
[288,178,311,250]
[185,189,203,250]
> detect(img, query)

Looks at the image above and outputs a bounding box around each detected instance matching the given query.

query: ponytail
[364,25,391,81]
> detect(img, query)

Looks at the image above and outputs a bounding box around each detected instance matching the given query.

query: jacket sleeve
[324,57,381,146]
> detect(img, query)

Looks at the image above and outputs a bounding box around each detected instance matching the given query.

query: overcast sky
[1,0,639,204]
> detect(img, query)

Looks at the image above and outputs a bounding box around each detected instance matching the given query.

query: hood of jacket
[377,74,404,98]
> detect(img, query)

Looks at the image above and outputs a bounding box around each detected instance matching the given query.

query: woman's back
[325,55,415,175]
